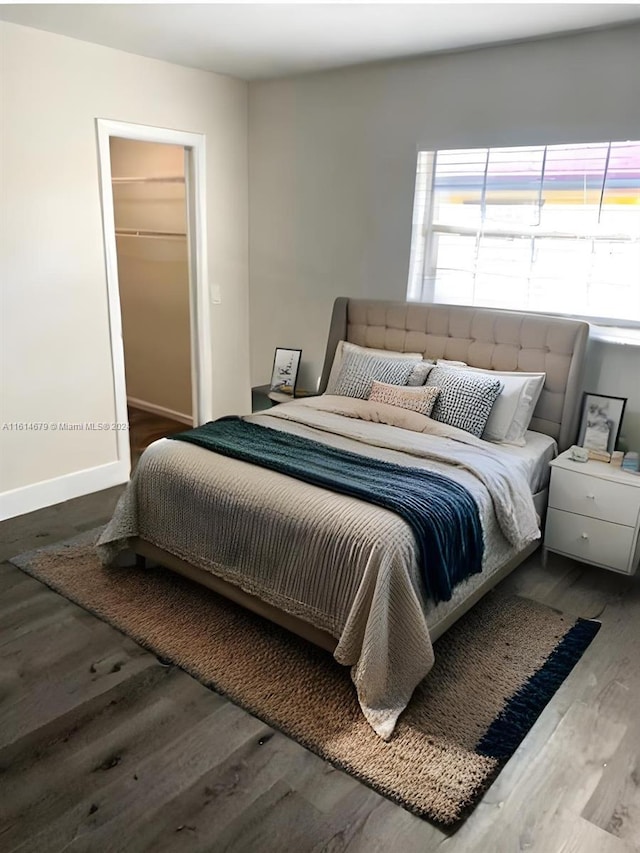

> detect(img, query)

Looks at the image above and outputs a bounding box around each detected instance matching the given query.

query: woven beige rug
[11,531,600,829]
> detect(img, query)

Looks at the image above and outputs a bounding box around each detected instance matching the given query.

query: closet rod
[115,228,187,239]
[112,176,185,184]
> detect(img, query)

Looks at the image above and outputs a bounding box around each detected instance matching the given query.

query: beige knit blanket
[97,398,539,738]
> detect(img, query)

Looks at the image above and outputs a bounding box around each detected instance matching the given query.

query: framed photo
[270,347,302,396]
[577,392,627,454]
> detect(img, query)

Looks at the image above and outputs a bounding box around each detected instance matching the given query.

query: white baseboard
[0,460,130,522]
[127,397,192,426]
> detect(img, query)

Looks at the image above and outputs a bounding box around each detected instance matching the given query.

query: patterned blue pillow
[333,350,419,400]
[426,366,503,437]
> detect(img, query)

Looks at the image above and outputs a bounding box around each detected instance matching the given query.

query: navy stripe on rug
[476,617,601,760]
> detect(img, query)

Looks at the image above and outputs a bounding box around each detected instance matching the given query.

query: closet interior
[109,138,193,466]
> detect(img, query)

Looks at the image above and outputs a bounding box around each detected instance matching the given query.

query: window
[407,141,640,325]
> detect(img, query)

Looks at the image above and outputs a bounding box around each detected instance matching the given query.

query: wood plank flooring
[1,489,639,852]
[127,407,188,470]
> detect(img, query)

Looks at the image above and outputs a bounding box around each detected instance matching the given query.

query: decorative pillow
[426,366,503,437]
[326,341,422,394]
[406,360,435,386]
[333,350,419,400]
[441,365,546,445]
[368,381,440,416]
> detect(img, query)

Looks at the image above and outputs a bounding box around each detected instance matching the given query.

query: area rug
[10,531,600,829]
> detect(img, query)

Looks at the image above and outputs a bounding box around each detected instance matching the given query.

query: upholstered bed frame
[319,298,589,453]
[132,298,589,653]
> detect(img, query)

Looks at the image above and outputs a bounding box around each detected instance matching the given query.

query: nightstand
[543,449,640,574]
[251,384,276,412]
[251,385,317,413]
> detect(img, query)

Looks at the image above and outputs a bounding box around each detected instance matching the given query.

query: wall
[248,24,640,444]
[583,339,640,452]
[110,138,192,421]
[0,22,249,516]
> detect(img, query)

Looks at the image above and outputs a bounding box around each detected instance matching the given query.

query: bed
[98,298,589,738]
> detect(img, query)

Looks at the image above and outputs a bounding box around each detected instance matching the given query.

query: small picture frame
[577,392,627,455]
[270,347,302,397]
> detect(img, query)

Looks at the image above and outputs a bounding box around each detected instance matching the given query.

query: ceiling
[2,3,640,80]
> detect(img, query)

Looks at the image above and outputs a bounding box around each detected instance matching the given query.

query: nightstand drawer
[545,508,635,573]
[549,468,640,526]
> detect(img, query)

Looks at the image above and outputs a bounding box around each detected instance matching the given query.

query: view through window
[407,141,640,324]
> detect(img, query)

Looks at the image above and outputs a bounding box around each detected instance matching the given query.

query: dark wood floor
[128,407,188,469]
[1,488,640,852]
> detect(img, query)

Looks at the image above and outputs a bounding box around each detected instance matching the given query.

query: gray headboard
[319,298,589,452]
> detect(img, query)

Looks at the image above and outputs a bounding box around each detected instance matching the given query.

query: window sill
[590,326,640,347]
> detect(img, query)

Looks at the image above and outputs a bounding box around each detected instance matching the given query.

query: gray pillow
[426,366,503,437]
[406,360,435,386]
[333,350,419,400]
[326,341,423,394]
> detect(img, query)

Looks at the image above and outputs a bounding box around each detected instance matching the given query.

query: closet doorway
[97,120,211,475]
[110,137,192,465]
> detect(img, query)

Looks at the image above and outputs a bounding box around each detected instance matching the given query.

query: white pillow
[442,364,546,445]
[325,341,422,393]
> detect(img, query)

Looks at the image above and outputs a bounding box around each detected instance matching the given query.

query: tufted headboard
[319,298,589,451]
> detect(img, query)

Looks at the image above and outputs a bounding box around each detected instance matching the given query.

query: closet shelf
[112,176,185,184]
[115,228,187,240]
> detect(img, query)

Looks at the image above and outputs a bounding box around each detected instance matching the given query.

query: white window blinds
[407,141,640,324]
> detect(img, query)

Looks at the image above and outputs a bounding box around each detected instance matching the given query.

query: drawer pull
[585,494,595,500]
[580,533,589,540]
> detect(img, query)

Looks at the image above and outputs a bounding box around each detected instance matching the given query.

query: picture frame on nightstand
[577,392,626,455]
[269,347,302,397]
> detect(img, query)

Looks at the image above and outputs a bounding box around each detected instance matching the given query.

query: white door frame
[96,119,212,473]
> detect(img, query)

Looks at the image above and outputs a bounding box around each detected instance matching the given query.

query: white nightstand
[544,449,640,575]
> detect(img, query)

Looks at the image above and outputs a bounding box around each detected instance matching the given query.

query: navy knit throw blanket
[170,418,484,604]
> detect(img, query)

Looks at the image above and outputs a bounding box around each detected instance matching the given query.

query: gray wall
[249,24,640,445]
[1,21,249,502]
